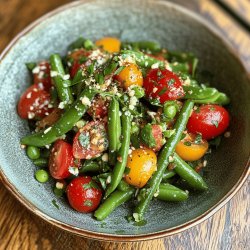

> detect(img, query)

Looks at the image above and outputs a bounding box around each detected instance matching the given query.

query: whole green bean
[108,97,121,165]
[133,100,194,221]
[183,85,218,100]
[94,187,134,221]
[33,158,48,167]
[105,111,131,198]
[157,183,188,202]
[162,170,176,181]
[173,153,208,190]
[21,87,96,147]
[50,54,74,107]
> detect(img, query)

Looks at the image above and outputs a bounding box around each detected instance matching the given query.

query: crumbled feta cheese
[32,66,40,74]
[28,112,35,119]
[151,63,159,69]
[62,74,70,80]
[26,92,32,99]
[56,182,64,189]
[44,127,52,134]
[50,71,59,77]
[81,96,91,106]
[101,153,109,162]
[58,102,65,109]
[68,167,79,176]
[168,155,174,162]
[153,87,158,93]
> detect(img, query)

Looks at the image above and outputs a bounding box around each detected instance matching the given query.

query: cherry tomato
[66,176,102,213]
[73,120,108,159]
[116,63,143,89]
[175,133,208,161]
[49,140,77,180]
[68,49,91,77]
[187,104,230,140]
[33,61,52,91]
[144,68,185,104]
[125,148,157,188]
[17,83,53,120]
[87,96,109,119]
[95,37,121,53]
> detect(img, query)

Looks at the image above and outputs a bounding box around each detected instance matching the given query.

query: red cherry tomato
[66,176,102,213]
[73,120,108,159]
[87,96,109,119]
[144,68,185,104]
[17,83,53,120]
[187,104,230,140]
[49,140,76,179]
[33,61,52,91]
[68,49,91,77]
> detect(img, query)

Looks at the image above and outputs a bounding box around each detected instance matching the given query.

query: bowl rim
[0,0,249,242]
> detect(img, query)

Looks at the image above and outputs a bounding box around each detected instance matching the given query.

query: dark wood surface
[0,0,249,249]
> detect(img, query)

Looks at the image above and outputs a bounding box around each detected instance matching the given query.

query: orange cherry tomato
[95,37,121,53]
[175,133,208,161]
[125,148,157,188]
[116,63,143,89]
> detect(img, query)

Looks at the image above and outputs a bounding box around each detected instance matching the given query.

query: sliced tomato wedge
[87,96,109,119]
[144,68,185,104]
[33,61,52,91]
[17,83,53,120]
[49,140,77,180]
[73,120,108,159]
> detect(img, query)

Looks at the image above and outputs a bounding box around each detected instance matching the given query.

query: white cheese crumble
[68,167,79,176]
[50,71,59,77]
[81,96,91,106]
[151,63,159,69]
[32,66,40,74]
[56,182,64,189]
[101,153,109,162]
[44,127,52,134]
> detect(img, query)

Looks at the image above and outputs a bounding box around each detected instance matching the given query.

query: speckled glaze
[0,0,249,241]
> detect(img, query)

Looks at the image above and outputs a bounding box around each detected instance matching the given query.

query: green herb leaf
[194,134,202,144]
[163,129,176,138]
[52,199,59,209]
[84,200,93,207]
[82,180,100,190]
[114,66,125,75]
[184,141,192,146]
[26,62,37,71]
[158,86,168,96]
[212,120,219,128]
[140,124,156,148]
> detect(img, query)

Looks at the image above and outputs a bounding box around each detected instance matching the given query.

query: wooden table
[0,0,249,249]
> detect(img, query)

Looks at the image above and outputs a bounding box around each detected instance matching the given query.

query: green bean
[26,146,40,160]
[183,85,218,99]
[157,183,188,202]
[21,87,96,147]
[35,169,49,183]
[80,159,110,174]
[117,179,132,192]
[50,54,74,107]
[105,111,131,198]
[108,97,121,165]
[68,37,95,51]
[121,41,161,52]
[162,170,176,181]
[94,187,134,221]
[33,158,48,167]
[170,62,189,74]
[133,100,194,221]
[173,153,208,190]
[131,85,145,99]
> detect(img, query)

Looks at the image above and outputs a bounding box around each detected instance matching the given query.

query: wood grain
[0,0,249,249]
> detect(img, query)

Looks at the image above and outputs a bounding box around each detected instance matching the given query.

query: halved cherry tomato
[68,49,91,77]
[175,133,208,161]
[17,83,53,120]
[187,104,230,140]
[73,120,108,159]
[66,176,102,213]
[125,148,157,188]
[95,37,121,53]
[49,140,77,180]
[144,68,185,104]
[116,63,143,89]
[33,61,52,91]
[87,96,109,119]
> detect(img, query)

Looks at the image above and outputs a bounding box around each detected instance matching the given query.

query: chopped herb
[84,39,94,50]
[140,124,156,148]
[180,133,186,140]
[124,167,131,175]
[149,98,161,106]
[158,86,168,96]
[52,199,59,209]
[26,62,36,71]
[95,73,104,84]
[168,78,175,86]
[78,132,90,148]
[114,66,125,75]
[163,129,176,138]
[84,200,93,207]
[194,134,202,144]
[83,180,100,190]
[184,141,192,146]
[104,62,118,76]
[79,56,88,64]
[212,120,219,128]
[87,61,95,75]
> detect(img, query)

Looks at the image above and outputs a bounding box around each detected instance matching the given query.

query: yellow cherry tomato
[95,37,121,53]
[175,133,208,161]
[125,148,157,188]
[117,63,143,89]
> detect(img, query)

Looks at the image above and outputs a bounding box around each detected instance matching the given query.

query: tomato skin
[17,83,52,120]
[95,37,121,53]
[144,68,185,104]
[73,121,108,159]
[66,176,102,213]
[187,105,230,140]
[87,96,109,119]
[125,148,157,188]
[33,61,52,91]
[49,140,75,180]
[175,133,209,161]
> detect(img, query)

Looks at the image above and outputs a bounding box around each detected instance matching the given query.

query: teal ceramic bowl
[0,0,249,241]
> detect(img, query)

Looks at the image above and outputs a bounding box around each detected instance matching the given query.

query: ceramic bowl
[0,0,249,241]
